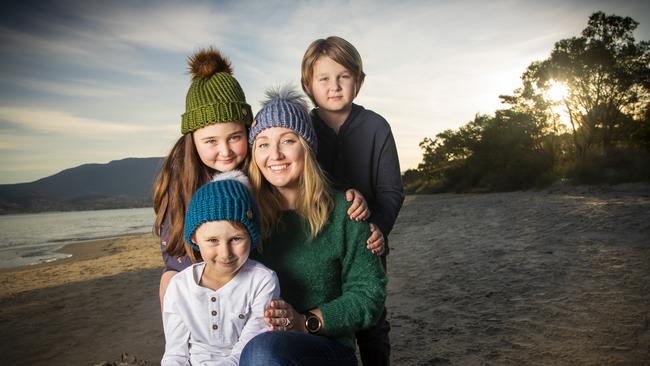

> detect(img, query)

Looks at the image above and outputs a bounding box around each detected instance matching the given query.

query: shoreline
[0,205,153,217]
[0,233,154,273]
[0,233,151,274]
[0,233,161,298]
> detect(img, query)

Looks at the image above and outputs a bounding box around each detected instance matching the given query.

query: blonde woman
[239,86,386,366]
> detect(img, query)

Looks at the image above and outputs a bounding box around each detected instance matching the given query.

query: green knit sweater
[252,192,387,349]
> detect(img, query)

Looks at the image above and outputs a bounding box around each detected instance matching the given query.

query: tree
[517,12,650,159]
[413,111,554,192]
[407,12,650,193]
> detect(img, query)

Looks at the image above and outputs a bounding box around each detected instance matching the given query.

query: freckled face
[193,122,248,172]
[253,127,305,192]
[193,221,250,279]
[308,56,356,113]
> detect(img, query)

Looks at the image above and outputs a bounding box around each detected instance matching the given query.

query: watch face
[306,315,321,332]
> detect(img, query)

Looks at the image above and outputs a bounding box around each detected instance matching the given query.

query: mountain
[0,157,164,214]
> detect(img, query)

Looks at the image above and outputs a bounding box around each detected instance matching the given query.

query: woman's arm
[263,216,386,335]
[317,217,387,336]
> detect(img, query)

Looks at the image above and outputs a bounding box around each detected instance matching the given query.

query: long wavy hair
[248,136,334,243]
[152,133,213,263]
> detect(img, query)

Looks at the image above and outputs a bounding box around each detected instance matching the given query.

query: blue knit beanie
[184,174,260,251]
[249,85,318,152]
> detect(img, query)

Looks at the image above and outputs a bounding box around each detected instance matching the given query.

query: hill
[0,157,163,214]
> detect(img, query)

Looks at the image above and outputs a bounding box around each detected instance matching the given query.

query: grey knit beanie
[248,85,317,152]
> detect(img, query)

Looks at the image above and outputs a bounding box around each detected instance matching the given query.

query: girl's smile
[193,122,248,173]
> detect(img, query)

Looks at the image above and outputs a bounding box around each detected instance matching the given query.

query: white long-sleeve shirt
[162,259,280,366]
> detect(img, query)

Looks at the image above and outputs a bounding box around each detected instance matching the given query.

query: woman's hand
[345,189,370,221]
[367,223,385,256]
[264,299,306,332]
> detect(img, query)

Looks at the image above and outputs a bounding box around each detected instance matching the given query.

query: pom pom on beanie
[188,48,233,79]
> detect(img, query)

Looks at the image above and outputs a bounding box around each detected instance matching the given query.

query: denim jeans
[240,331,358,366]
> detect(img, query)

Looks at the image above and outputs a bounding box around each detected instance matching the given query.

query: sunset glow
[545,80,571,126]
[545,81,569,102]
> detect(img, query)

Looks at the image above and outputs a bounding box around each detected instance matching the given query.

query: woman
[240,86,387,365]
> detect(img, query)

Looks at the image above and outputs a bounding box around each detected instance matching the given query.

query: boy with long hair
[301,36,405,365]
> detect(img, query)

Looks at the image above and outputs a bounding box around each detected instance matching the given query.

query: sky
[1,0,649,184]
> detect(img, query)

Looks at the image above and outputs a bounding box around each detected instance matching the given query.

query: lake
[0,207,154,269]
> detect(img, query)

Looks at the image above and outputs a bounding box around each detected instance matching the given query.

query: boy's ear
[301,81,312,95]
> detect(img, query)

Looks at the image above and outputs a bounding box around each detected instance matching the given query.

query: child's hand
[264,299,306,332]
[367,223,385,256]
[346,189,370,221]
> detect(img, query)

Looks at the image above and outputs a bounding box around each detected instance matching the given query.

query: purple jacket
[160,214,194,272]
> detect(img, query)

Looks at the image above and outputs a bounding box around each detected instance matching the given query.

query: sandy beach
[0,234,164,365]
[1,184,649,365]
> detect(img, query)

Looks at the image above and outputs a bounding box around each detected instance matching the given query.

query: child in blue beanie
[161,172,280,366]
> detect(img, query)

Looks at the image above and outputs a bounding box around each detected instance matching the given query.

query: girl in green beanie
[153,47,255,307]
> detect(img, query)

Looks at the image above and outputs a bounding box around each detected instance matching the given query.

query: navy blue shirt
[311,104,404,248]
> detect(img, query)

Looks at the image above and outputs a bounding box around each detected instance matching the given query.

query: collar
[312,104,363,135]
[189,260,249,295]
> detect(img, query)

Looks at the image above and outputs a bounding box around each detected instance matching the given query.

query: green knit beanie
[181,48,253,134]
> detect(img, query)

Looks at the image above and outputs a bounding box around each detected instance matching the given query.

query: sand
[1,184,649,365]
[388,183,650,365]
[0,235,164,365]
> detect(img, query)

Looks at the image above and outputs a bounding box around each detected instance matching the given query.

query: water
[0,207,154,269]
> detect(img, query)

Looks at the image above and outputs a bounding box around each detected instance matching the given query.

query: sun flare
[544,81,571,126]
[545,81,569,102]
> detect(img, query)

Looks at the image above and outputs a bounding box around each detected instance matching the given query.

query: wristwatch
[304,311,322,334]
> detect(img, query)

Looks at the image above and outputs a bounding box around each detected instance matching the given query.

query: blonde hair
[248,137,334,241]
[301,36,366,104]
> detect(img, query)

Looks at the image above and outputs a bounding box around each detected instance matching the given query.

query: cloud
[5,77,128,98]
[0,26,168,83]
[1,1,234,54]
[88,3,232,52]
[0,106,172,136]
